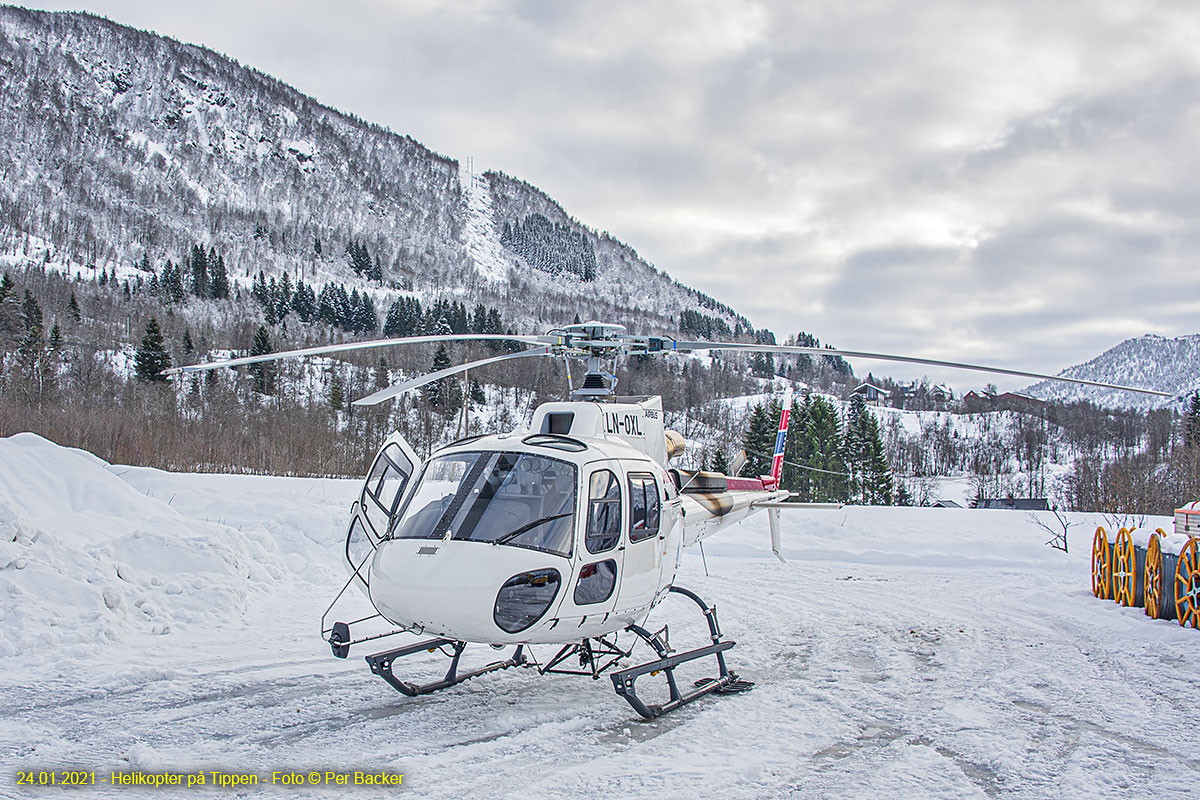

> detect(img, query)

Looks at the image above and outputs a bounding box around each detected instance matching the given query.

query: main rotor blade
[162,333,547,375]
[669,340,1172,398]
[352,347,554,406]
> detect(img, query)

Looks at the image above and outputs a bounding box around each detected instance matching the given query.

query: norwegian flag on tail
[765,387,794,489]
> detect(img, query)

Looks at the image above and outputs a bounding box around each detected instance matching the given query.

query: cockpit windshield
[390,451,577,558]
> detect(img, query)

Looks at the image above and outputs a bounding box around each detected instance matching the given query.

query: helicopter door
[613,471,663,615]
[568,467,625,617]
[345,434,421,591]
[358,434,422,542]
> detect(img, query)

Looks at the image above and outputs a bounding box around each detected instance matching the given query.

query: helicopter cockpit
[389,451,577,557]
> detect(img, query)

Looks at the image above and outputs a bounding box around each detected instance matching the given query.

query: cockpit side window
[361,443,414,538]
[586,470,622,554]
[627,473,660,543]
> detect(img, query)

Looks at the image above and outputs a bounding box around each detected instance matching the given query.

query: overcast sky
[30,0,1200,389]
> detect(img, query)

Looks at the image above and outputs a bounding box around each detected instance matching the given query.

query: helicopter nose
[368,539,567,642]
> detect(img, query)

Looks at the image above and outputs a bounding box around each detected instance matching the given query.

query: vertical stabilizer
[768,387,794,486]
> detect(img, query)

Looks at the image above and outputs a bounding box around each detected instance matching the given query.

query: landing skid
[327,585,751,718]
[364,638,528,697]
[609,585,753,719]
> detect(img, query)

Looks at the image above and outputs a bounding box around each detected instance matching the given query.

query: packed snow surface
[2,433,1198,798]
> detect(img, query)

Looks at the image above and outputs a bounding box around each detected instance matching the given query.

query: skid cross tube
[608,585,752,719]
[540,635,634,679]
[365,638,527,697]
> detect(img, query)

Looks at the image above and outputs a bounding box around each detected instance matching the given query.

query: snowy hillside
[0,7,745,335]
[1025,333,1200,411]
[3,433,1198,798]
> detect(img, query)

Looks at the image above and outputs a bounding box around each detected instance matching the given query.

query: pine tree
[329,374,344,411]
[68,292,81,322]
[844,394,891,504]
[279,270,293,308]
[134,317,171,382]
[741,403,775,477]
[1187,392,1200,449]
[469,378,486,408]
[182,329,194,355]
[797,396,848,502]
[209,252,230,299]
[252,270,269,307]
[292,281,315,322]
[18,290,45,375]
[189,244,209,298]
[0,273,22,337]
[43,322,63,392]
[844,394,869,503]
[711,449,731,475]
[160,261,185,304]
[471,303,488,334]
[863,423,893,504]
[264,278,280,325]
[424,343,461,413]
[248,326,273,394]
[360,293,378,334]
[383,299,405,337]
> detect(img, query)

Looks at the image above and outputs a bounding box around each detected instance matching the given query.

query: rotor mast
[563,321,625,401]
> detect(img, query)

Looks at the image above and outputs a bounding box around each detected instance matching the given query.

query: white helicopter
[168,321,1170,718]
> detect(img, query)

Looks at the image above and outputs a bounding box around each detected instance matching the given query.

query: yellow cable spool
[1145,530,1167,619]
[1112,527,1138,607]
[1175,537,1200,628]
[1091,526,1112,600]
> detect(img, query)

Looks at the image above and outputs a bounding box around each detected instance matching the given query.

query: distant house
[997,392,1046,413]
[932,499,962,508]
[895,381,954,410]
[961,390,995,412]
[851,382,890,406]
[973,497,1050,511]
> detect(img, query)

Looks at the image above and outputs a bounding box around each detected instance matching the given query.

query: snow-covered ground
[2,433,1198,798]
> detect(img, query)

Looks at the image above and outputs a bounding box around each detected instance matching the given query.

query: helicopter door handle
[617,546,625,551]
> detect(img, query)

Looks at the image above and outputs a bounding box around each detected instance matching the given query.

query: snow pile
[0,434,354,658]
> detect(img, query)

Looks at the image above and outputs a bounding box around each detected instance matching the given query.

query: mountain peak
[1025,333,1200,410]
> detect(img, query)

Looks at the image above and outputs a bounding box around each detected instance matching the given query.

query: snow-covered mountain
[1025,333,1200,411]
[0,7,746,335]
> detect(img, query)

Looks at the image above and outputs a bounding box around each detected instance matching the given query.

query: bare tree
[1026,507,1075,553]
